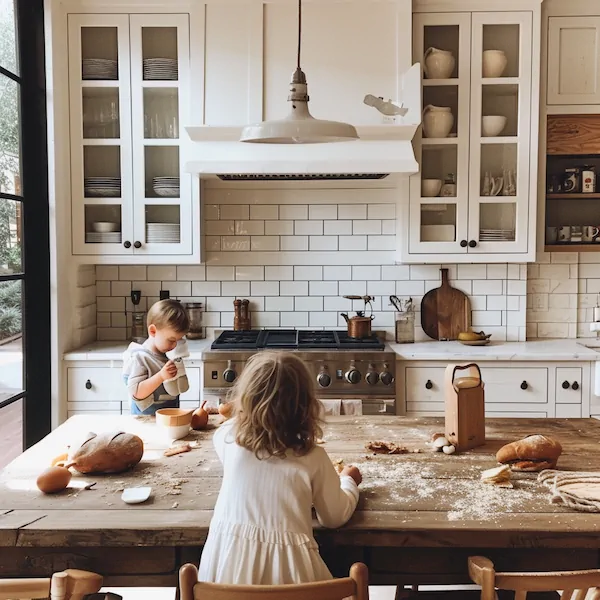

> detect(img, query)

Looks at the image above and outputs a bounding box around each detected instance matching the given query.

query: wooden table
[1,415,600,586]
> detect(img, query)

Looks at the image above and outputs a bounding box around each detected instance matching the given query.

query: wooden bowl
[155,408,193,427]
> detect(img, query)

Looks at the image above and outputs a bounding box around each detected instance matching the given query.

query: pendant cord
[297,0,302,69]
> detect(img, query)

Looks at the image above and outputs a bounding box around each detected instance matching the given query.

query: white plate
[121,487,152,504]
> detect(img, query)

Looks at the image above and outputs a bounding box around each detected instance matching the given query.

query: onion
[218,402,234,420]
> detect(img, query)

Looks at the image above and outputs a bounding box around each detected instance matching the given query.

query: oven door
[361,398,396,415]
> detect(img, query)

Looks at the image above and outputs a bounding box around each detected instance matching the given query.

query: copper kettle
[341,295,375,339]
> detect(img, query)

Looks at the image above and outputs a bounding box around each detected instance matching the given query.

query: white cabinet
[547,17,600,105]
[401,7,540,263]
[67,13,196,263]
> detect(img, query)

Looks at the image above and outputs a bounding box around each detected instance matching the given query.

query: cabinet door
[548,17,600,105]
[467,12,532,255]
[410,13,471,255]
[68,15,134,255]
[129,15,193,256]
[556,367,582,405]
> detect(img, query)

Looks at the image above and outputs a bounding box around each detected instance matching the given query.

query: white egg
[443,444,456,455]
[433,436,449,449]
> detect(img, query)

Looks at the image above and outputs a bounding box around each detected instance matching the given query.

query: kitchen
[5,0,600,594]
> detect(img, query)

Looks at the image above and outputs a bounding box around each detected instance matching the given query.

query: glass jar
[184,302,204,340]
[131,312,147,344]
[395,311,415,343]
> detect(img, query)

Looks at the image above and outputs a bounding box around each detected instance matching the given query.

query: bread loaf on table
[67,431,144,474]
[496,434,562,472]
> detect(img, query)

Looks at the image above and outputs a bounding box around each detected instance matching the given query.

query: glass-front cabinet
[68,14,192,257]
[407,10,537,261]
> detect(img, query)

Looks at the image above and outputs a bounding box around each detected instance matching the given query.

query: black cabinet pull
[425,380,433,390]
[460,240,468,248]
[85,379,92,390]
[468,240,477,248]
[562,381,570,389]
[134,241,142,249]
[520,381,528,390]
[123,241,131,248]
[572,381,579,391]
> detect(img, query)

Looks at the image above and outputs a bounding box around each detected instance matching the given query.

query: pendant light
[240,0,359,144]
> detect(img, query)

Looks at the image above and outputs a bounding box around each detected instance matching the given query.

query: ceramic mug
[583,225,600,242]
[546,226,558,244]
[558,226,571,242]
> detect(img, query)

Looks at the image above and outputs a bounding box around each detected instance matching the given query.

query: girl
[198,351,362,585]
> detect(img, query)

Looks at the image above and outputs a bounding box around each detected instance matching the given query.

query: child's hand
[160,360,178,381]
[341,465,362,486]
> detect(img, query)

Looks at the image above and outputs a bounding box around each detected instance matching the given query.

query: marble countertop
[64,338,600,362]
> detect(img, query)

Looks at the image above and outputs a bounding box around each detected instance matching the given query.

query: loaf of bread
[67,431,144,474]
[496,434,562,471]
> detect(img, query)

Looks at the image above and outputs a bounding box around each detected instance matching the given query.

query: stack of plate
[143,58,178,80]
[86,231,121,244]
[84,177,121,198]
[479,229,515,242]
[152,176,180,197]
[82,58,118,80]
[146,223,180,244]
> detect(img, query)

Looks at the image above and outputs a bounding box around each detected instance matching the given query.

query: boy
[123,299,190,415]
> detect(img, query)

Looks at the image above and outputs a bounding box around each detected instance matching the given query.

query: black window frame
[0,0,51,448]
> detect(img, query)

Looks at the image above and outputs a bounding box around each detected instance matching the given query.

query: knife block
[444,363,485,451]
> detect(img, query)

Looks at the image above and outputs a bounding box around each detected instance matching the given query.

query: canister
[582,166,596,193]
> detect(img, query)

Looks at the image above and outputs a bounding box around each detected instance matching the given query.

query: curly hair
[229,351,323,459]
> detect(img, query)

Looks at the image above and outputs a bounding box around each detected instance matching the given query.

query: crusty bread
[68,431,144,474]
[496,434,562,472]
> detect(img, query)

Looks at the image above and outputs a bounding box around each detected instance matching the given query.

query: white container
[482,50,508,78]
[155,408,193,440]
[423,47,455,79]
[421,179,442,197]
[421,224,456,242]
[482,115,507,137]
[422,105,453,138]
[161,423,190,440]
[92,221,119,233]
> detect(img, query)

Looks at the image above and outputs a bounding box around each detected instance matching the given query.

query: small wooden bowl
[155,408,193,427]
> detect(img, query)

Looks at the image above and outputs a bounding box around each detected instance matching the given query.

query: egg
[218,402,234,420]
[36,466,72,494]
[433,436,449,450]
[191,401,209,430]
[442,444,456,455]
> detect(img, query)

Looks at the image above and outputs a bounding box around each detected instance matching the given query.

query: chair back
[0,569,102,600]
[469,556,600,600]
[179,562,369,600]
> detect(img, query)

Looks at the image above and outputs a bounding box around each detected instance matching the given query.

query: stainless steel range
[202,330,397,415]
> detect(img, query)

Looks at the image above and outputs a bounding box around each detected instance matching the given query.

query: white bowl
[160,423,190,441]
[482,116,507,137]
[92,221,119,233]
[421,179,442,197]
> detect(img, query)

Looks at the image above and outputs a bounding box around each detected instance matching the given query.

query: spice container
[440,173,457,197]
[184,302,204,339]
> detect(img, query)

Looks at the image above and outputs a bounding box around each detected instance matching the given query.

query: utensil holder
[395,312,414,343]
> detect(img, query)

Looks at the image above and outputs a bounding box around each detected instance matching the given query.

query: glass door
[130,14,192,255]
[68,14,134,255]
[410,13,471,254]
[467,12,532,254]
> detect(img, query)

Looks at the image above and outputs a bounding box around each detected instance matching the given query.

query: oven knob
[223,361,236,383]
[380,371,394,386]
[345,368,361,384]
[366,367,379,386]
[317,371,331,388]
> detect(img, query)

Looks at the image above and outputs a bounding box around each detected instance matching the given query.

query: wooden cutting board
[420,268,471,341]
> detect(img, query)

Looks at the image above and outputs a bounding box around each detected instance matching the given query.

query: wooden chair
[469,556,600,600]
[179,562,369,600]
[0,569,103,600]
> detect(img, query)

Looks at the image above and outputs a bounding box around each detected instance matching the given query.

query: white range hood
[184,64,422,181]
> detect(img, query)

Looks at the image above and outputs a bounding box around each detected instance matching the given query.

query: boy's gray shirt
[122,340,177,412]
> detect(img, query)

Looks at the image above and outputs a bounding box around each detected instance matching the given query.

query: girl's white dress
[198,419,359,585]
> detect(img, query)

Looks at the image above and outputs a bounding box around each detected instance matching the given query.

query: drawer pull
[85,380,92,390]
[425,380,433,390]
[562,380,570,389]
[520,381,528,390]
[572,381,579,391]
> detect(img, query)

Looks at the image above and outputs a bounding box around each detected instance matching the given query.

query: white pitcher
[422,105,454,138]
[482,50,508,78]
[423,47,455,79]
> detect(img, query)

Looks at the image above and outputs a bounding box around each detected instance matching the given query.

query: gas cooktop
[211,329,385,351]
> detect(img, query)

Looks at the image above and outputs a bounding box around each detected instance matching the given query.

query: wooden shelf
[547,193,600,199]
[545,244,600,252]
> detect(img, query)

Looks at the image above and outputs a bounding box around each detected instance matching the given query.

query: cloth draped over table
[539,469,600,512]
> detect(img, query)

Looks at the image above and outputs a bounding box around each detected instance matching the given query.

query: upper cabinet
[547,17,600,105]
[67,13,197,263]
[400,7,541,264]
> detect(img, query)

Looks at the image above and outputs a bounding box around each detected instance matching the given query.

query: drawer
[405,368,445,404]
[68,367,124,402]
[556,404,581,418]
[480,367,548,404]
[556,368,582,404]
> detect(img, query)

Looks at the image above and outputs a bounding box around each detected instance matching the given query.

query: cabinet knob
[85,379,92,390]
[460,240,468,248]
[425,379,433,390]
[562,380,570,389]
[134,241,142,249]
[468,240,477,248]
[520,381,528,390]
[572,381,579,391]
[123,241,131,249]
